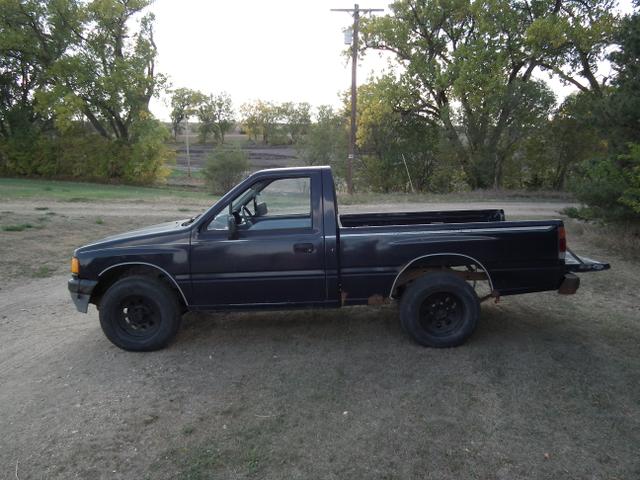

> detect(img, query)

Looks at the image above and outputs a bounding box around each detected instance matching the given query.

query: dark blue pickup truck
[68,166,609,351]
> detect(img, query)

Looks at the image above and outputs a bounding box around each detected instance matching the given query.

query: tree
[355,75,443,192]
[241,100,311,145]
[0,0,173,183]
[279,102,311,143]
[169,88,204,140]
[362,0,615,188]
[197,92,234,144]
[297,105,348,169]
[239,101,262,141]
[0,0,81,172]
[572,7,640,219]
[47,0,167,143]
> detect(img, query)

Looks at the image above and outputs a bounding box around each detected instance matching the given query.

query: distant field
[1,176,575,206]
[0,177,212,202]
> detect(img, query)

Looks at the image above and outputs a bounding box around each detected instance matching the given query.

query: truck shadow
[175,300,566,352]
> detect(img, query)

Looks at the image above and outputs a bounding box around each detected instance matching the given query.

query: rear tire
[99,275,181,351]
[400,272,480,348]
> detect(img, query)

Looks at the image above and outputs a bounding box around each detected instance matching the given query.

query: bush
[572,145,640,220]
[0,119,174,184]
[203,147,249,194]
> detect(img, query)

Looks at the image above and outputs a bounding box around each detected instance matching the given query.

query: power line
[331,4,384,195]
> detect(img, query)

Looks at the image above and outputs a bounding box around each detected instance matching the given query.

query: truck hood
[76,218,192,253]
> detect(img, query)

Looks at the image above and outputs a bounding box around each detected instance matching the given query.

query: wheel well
[391,255,493,299]
[90,264,187,312]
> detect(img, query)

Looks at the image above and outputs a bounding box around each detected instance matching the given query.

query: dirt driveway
[0,198,638,479]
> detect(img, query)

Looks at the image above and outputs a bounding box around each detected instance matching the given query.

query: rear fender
[390,253,495,298]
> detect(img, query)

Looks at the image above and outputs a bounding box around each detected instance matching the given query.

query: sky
[147,0,635,121]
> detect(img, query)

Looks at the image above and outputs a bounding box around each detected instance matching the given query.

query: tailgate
[565,250,610,273]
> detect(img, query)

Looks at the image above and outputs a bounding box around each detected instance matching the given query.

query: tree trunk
[493,151,504,189]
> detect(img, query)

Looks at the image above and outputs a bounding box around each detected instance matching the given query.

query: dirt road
[1,198,638,479]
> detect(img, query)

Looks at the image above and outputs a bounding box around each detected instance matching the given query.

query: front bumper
[68,277,98,313]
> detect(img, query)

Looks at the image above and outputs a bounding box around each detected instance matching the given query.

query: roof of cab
[252,165,331,176]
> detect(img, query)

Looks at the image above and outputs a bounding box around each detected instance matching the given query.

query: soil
[0,197,638,479]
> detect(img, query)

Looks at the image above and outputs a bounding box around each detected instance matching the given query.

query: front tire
[99,275,182,351]
[400,272,480,348]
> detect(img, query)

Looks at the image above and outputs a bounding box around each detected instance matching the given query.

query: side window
[206,176,312,232]
[258,177,311,217]
[207,209,230,231]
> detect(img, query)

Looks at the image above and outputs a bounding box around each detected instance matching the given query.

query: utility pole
[331,4,383,195]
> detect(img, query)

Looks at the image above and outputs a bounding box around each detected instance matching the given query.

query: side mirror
[227,215,238,240]
[256,202,268,217]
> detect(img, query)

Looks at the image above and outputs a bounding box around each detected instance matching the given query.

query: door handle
[294,243,315,254]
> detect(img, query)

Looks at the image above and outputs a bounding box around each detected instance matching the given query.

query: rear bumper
[565,251,610,273]
[68,277,98,313]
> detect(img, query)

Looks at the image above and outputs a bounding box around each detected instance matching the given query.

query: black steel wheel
[115,295,162,338]
[99,275,181,351]
[400,272,480,348]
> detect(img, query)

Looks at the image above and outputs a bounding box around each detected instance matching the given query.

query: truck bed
[339,209,505,228]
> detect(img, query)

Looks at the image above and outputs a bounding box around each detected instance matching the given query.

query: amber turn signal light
[71,257,80,275]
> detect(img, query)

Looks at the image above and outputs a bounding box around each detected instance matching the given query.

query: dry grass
[564,218,640,258]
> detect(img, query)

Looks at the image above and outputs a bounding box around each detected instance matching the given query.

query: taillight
[558,226,567,260]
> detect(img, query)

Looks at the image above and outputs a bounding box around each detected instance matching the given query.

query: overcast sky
[147,0,635,121]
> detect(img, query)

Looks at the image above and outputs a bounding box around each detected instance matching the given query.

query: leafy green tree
[169,88,204,140]
[572,6,640,219]
[355,76,443,192]
[197,92,234,144]
[45,0,167,143]
[0,0,81,172]
[239,100,276,143]
[239,101,262,141]
[0,0,173,183]
[279,102,311,143]
[297,105,348,169]
[241,100,311,145]
[362,0,615,188]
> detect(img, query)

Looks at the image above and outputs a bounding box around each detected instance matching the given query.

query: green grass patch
[0,178,214,202]
[2,223,34,232]
[95,217,104,225]
[31,265,55,278]
[34,206,49,210]
[168,167,205,180]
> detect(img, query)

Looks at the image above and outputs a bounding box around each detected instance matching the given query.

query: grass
[1,176,577,207]
[2,223,34,232]
[168,167,205,180]
[30,265,54,278]
[95,217,104,225]
[0,177,214,202]
[565,217,640,258]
